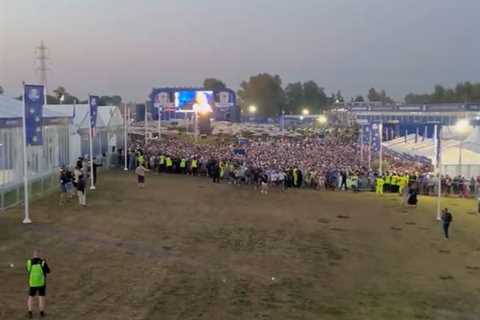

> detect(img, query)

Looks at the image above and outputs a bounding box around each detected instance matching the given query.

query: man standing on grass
[441,208,453,239]
[26,250,51,318]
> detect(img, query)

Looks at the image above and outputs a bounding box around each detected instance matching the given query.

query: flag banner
[371,123,381,152]
[24,84,45,145]
[360,125,370,144]
[89,95,99,136]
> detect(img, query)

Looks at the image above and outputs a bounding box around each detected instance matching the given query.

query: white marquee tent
[384,126,480,177]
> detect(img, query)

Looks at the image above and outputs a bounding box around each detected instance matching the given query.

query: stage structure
[148,87,239,124]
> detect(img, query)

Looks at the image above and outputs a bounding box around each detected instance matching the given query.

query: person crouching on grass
[136,163,149,188]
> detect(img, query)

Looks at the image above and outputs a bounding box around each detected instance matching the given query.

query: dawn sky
[1,0,480,101]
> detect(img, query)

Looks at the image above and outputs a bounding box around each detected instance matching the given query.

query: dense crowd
[117,128,446,193]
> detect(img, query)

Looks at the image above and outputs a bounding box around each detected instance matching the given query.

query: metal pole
[144,102,148,146]
[360,127,364,162]
[458,139,463,176]
[379,123,383,176]
[282,110,285,136]
[368,127,372,171]
[88,96,96,190]
[0,144,4,187]
[22,84,31,224]
[435,124,442,221]
[158,106,161,141]
[124,103,128,171]
[194,111,199,143]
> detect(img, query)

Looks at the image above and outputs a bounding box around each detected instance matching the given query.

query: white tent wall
[383,125,480,178]
[0,124,71,186]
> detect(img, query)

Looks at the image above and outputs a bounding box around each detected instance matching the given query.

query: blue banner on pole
[89,95,99,135]
[24,84,45,145]
[371,124,381,152]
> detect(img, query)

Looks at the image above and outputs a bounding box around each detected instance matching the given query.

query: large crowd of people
[116,128,456,195]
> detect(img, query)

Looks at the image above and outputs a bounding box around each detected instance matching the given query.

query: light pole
[248,105,257,115]
[0,144,4,187]
[123,103,128,171]
[302,108,310,116]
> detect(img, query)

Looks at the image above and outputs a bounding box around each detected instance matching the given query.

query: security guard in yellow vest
[166,156,173,173]
[159,155,166,173]
[180,158,187,174]
[376,176,384,195]
[191,158,198,176]
[26,250,50,318]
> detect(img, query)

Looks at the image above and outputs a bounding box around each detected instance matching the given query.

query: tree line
[405,82,480,104]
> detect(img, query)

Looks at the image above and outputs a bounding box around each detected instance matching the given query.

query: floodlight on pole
[302,108,310,116]
[248,105,257,114]
[454,119,471,135]
[317,115,327,124]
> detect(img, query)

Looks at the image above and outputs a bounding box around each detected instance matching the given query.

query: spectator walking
[441,208,453,239]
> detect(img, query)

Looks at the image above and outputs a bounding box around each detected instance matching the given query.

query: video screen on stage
[174,90,214,113]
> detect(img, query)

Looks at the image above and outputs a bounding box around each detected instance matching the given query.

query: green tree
[354,95,365,102]
[99,95,122,106]
[335,90,344,103]
[53,86,67,100]
[0,85,4,95]
[303,80,328,113]
[238,73,285,117]
[203,78,227,91]
[367,88,381,101]
[285,82,303,114]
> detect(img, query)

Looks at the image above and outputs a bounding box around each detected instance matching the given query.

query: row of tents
[0,95,125,187]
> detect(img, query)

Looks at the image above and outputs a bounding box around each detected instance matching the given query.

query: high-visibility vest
[191,159,198,168]
[166,157,173,167]
[159,155,165,165]
[180,159,186,168]
[26,259,46,287]
[385,175,391,184]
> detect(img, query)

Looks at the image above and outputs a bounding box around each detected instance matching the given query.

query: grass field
[1,171,480,320]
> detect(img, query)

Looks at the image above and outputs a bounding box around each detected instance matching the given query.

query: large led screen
[174,90,214,113]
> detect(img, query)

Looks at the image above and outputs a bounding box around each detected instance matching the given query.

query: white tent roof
[0,95,68,119]
[384,127,480,165]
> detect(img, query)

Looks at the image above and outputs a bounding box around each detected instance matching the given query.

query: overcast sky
[1,0,480,101]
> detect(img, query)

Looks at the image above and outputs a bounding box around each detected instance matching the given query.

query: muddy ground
[1,171,479,319]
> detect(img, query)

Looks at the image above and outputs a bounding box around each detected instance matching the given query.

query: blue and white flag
[89,95,99,136]
[24,84,45,145]
[360,125,370,144]
[371,123,381,152]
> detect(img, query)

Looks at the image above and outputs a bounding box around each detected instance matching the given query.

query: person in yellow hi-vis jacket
[26,250,50,318]
[376,176,384,195]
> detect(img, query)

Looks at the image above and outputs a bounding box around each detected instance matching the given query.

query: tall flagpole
[434,124,442,220]
[158,105,161,141]
[144,102,148,146]
[368,126,372,171]
[88,96,96,190]
[360,126,364,162]
[379,123,383,176]
[21,83,32,224]
[123,103,128,171]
